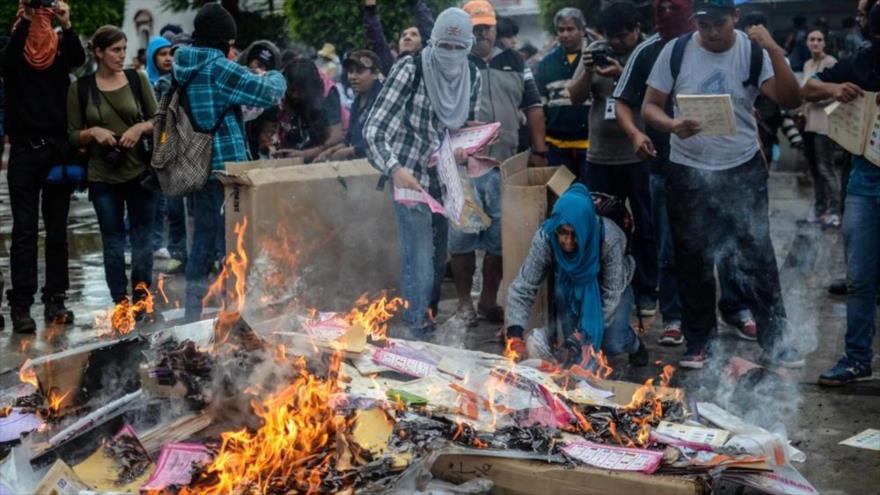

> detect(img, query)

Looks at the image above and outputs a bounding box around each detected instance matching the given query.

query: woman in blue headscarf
[505,184,647,367]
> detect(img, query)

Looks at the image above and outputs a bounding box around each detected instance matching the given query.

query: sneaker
[679,348,709,369]
[629,337,649,367]
[43,294,75,325]
[11,308,36,334]
[828,279,851,296]
[154,248,171,259]
[635,295,657,317]
[658,322,684,346]
[765,347,805,369]
[822,214,841,229]
[818,358,873,386]
[456,305,478,327]
[722,316,757,341]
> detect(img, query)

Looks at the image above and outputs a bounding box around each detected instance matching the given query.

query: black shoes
[11,308,36,334]
[43,294,75,325]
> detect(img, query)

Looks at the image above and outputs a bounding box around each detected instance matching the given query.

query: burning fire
[19,360,39,389]
[204,219,250,344]
[343,292,407,342]
[184,355,346,494]
[94,282,156,336]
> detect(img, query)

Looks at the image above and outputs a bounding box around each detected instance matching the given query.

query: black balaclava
[192,3,237,53]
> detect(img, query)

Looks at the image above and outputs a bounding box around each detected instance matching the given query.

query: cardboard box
[217,158,400,308]
[31,459,88,495]
[432,453,705,495]
[500,153,576,330]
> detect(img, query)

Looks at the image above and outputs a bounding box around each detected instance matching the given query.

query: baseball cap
[463,0,496,27]
[343,50,380,72]
[693,0,736,19]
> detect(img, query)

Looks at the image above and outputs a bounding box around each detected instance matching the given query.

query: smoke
[679,166,820,445]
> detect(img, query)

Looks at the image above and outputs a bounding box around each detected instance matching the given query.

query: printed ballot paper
[839,428,880,451]
[825,91,880,166]
[675,94,737,136]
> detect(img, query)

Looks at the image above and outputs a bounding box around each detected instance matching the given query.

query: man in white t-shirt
[641,0,803,369]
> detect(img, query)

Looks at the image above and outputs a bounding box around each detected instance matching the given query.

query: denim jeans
[843,194,879,365]
[89,179,158,302]
[185,180,225,320]
[393,175,448,332]
[152,195,188,257]
[601,286,638,355]
[666,153,789,354]
[803,132,841,216]
[586,161,657,303]
[6,140,73,308]
[650,169,751,325]
[547,145,588,182]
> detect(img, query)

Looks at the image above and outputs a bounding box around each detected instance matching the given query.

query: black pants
[6,140,73,309]
[586,161,657,301]
[665,153,789,353]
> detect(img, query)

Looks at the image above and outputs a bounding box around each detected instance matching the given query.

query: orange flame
[184,354,347,495]
[44,388,71,418]
[97,282,156,336]
[156,275,170,305]
[203,219,249,344]
[342,292,407,342]
[19,359,38,389]
[622,365,680,447]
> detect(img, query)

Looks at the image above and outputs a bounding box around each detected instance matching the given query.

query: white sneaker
[153,248,171,259]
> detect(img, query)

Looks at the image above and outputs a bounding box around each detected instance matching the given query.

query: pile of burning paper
[0,223,818,495]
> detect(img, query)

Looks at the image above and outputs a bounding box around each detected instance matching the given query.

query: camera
[28,0,57,8]
[588,45,614,68]
[103,146,126,167]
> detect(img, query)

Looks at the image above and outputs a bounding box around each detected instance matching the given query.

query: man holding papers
[641,0,803,369]
[804,1,880,387]
[364,8,481,339]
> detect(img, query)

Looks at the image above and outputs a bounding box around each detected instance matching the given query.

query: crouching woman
[505,184,647,367]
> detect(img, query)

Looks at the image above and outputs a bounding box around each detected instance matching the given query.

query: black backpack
[669,32,764,91]
[592,191,634,253]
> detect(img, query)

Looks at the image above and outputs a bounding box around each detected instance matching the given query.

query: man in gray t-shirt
[568,1,657,315]
[641,0,803,370]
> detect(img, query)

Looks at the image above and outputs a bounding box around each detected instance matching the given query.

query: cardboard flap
[216,159,379,187]
[500,152,530,181]
[547,167,576,196]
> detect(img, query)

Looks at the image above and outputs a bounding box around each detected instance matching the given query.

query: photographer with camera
[67,26,158,321]
[3,0,85,333]
[567,1,658,318]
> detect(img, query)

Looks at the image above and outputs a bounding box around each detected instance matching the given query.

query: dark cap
[193,3,237,44]
[693,0,736,19]
[343,50,380,72]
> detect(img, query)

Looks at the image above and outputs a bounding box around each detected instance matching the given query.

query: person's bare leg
[478,253,504,322]
[450,252,476,311]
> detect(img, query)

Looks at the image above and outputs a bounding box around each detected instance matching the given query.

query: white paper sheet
[839,428,880,451]
[676,94,737,136]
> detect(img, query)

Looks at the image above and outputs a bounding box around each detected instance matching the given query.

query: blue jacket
[146,36,172,86]
[172,46,287,170]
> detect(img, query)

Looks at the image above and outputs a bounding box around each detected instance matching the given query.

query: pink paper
[141,443,212,492]
[302,312,349,341]
[393,187,447,216]
[561,441,663,474]
[449,123,502,154]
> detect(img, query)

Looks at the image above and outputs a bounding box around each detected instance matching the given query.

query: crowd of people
[0,0,877,388]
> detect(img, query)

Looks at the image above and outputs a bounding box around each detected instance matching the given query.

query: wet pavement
[0,167,877,493]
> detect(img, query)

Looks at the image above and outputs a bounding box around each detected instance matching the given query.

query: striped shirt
[364,55,481,190]
[612,33,673,159]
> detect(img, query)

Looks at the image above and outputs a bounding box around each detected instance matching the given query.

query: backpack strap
[669,32,694,92]
[744,39,763,89]
[123,68,147,121]
[76,73,95,128]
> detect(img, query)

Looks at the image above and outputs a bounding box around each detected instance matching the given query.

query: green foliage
[537,0,601,34]
[0,0,126,36]
[285,0,455,55]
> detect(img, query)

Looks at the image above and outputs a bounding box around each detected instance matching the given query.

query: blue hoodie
[146,36,172,86]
